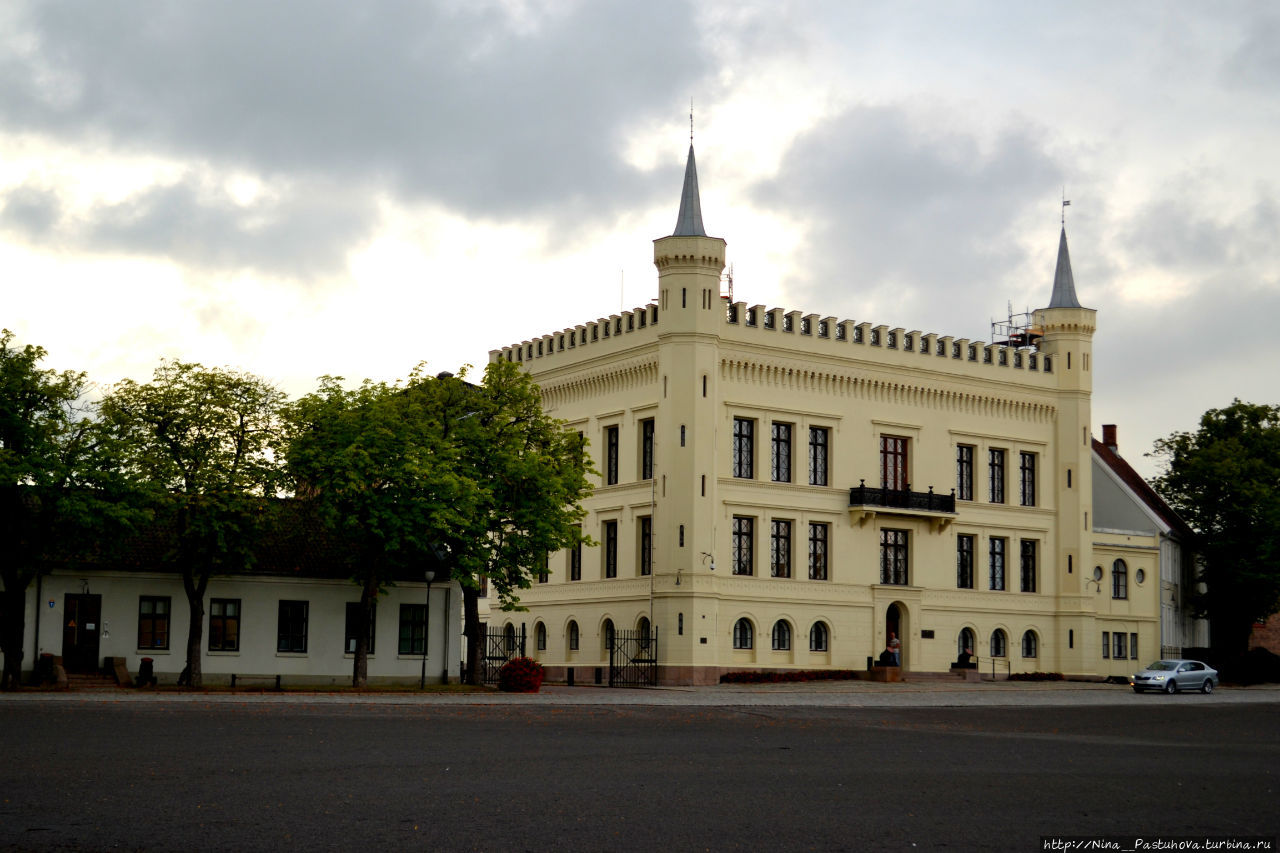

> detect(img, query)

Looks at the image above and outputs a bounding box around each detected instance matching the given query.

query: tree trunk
[351,577,377,689]
[462,585,482,685]
[0,580,28,690]
[182,570,209,688]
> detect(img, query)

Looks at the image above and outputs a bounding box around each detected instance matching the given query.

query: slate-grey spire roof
[1048,226,1082,309]
[672,144,707,237]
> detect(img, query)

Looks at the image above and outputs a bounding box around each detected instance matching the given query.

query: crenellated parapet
[490,303,660,366]
[722,301,1057,382]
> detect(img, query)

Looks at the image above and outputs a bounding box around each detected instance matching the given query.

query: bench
[230,674,282,689]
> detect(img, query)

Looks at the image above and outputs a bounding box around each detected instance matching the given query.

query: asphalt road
[1,698,1276,851]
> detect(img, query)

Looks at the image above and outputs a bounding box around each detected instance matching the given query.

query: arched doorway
[886,603,904,667]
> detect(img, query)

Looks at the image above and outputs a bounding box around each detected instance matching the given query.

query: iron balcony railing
[849,481,956,514]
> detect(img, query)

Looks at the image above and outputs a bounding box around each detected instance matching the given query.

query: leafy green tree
[1,330,136,689]
[284,372,475,688]
[440,360,593,685]
[101,361,285,688]
[1151,400,1280,656]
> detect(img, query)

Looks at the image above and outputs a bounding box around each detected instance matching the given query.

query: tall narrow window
[956,535,975,589]
[603,520,618,578]
[1102,631,1111,658]
[568,527,582,581]
[138,596,171,651]
[1113,632,1127,660]
[1129,633,1138,660]
[771,621,792,651]
[733,618,753,650]
[771,422,793,482]
[880,436,908,490]
[1020,539,1037,592]
[277,600,309,653]
[808,522,829,580]
[640,419,655,480]
[990,629,1007,658]
[732,418,754,478]
[770,519,792,578]
[638,516,652,577]
[1019,452,1037,507]
[989,449,1006,504]
[209,598,240,652]
[879,529,909,585]
[397,604,426,655]
[809,622,829,652]
[536,551,549,584]
[808,427,829,486]
[732,516,754,576]
[989,537,1006,590]
[1021,631,1038,658]
[956,445,974,501]
[568,621,579,651]
[605,426,619,485]
[1112,559,1128,599]
[346,601,377,654]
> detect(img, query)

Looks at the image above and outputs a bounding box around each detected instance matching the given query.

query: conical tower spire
[672,144,707,237]
[1048,226,1081,309]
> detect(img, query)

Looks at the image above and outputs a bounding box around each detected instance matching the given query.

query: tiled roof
[1093,438,1195,541]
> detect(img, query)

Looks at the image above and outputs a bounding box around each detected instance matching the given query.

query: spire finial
[690,98,694,144]
[1061,188,1070,226]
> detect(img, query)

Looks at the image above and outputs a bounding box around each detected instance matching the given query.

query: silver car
[1130,659,1218,694]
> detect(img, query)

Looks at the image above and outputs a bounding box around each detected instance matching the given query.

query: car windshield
[1146,661,1178,671]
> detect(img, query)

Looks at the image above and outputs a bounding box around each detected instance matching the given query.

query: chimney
[1102,424,1117,451]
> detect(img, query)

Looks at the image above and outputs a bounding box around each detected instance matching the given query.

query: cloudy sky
[3,1,1277,479]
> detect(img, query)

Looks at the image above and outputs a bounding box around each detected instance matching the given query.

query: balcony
[848,480,957,531]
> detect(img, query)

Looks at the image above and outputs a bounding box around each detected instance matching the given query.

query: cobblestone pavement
[4,680,1279,707]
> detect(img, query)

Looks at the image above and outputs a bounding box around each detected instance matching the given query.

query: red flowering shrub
[719,669,860,684]
[1007,671,1064,682]
[498,657,545,693]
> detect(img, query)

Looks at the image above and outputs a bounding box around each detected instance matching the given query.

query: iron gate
[608,628,658,687]
[482,624,526,685]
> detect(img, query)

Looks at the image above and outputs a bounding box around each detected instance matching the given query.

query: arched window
[535,622,546,652]
[733,618,754,650]
[1112,559,1128,600]
[1021,630,1038,658]
[503,623,517,655]
[637,616,652,649]
[958,627,976,658]
[567,621,579,651]
[990,629,1007,658]
[771,620,792,651]
[602,619,615,652]
[809,622,829,652]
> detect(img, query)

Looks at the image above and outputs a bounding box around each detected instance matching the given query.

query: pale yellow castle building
[488,145,1181,685]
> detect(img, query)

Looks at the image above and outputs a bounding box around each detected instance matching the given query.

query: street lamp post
[419,570,435,689]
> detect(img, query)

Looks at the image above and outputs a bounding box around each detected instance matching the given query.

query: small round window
[1135,568,1146,584]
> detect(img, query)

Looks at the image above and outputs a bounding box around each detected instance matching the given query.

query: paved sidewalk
[3,680,1279,707]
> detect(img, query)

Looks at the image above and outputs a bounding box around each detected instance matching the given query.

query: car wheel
[1201,679,1214,694]
[1132,687,1144,694]
[1164,679,1176,694]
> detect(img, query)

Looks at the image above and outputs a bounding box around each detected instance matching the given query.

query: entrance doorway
[62,594,102,674]
[886,603,903,667]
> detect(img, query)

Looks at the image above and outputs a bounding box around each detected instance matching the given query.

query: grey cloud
[1221,12,1280,91]
[0,184,62,236]
[1116,170,1280,276]
[0,176,375,278]
[750,105,1066,337]
[1,0,710,223]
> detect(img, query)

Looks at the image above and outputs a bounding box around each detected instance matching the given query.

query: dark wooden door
[62,594,102,673]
